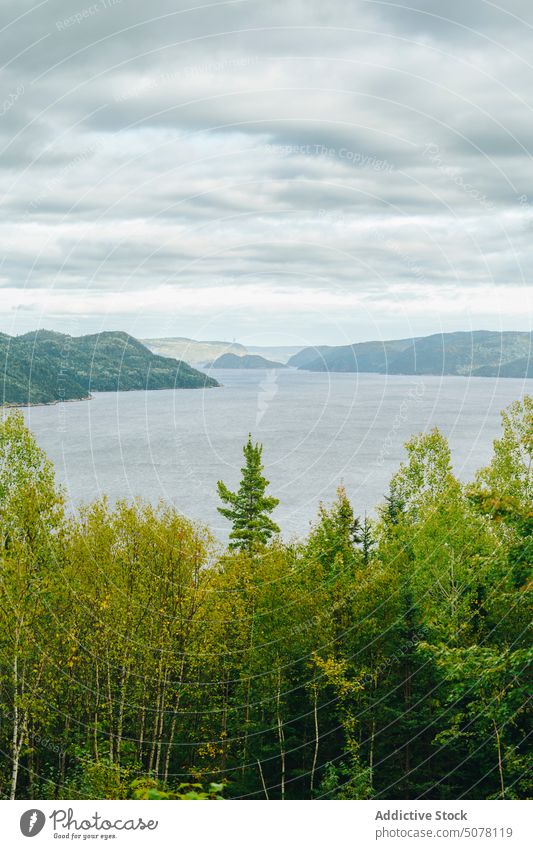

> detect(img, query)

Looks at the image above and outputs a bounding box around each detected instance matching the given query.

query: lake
[22,370,531,540]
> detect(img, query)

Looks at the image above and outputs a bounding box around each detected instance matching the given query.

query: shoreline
[1,381,220,410]
[2,369,531,411]
[1,395,93,410]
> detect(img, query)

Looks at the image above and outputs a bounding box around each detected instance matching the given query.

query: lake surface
[22,370,531,541]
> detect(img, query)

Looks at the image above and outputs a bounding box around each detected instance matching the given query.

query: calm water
[23,370,531,540]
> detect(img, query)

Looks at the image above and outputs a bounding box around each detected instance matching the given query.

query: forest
[0,397,530,800]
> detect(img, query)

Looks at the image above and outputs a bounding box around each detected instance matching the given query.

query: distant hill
[0,330,218,406]
[288,339,412,372]
[246,345,306,363]
[143,337,304,365]
[208,353,286,369]
[289,331,533,378]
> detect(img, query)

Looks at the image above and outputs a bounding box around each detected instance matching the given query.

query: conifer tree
[383,481,406,525]
[217,435,280,551]
[360,513,375,565]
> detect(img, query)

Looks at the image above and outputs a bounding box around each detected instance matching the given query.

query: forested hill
[290,330,533,377]
[0,330,218,406]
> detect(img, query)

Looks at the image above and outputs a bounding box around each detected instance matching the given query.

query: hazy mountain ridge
[289,331,533,377]
[208,353,286,369]
[0,330,218,406]
[143,337,303,365]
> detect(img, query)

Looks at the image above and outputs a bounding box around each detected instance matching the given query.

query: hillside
[208,353,286,369]
[469,356,533,378]
[246,344,305,362]
[0,330,218,406]
[288,345,334,369]
[289,331,533,377]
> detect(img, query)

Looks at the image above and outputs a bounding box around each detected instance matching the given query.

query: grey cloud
[0,0,532,340]
[373,0,533,39]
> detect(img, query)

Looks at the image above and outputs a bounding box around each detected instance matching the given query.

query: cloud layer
[1,0,532,343]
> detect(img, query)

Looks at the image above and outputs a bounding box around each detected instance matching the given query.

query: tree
[469,395,532,590]
[0,410,63,548]
[0,399,530,801]
[428,645,532,799]
[217,435,280,552]
[388,427,458,517]
[381,482,406,525]
[0,412,64,798]
[476,395,532,505]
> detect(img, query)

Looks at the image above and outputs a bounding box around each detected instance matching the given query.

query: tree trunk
[105,653,115,763]
[369,717,376,794]
[115,663,130,767]
[257,759,269,799]
[276,667,286,800]
[493,720,506,799]
[164,659,185,783]
[241,603,255,775]
[310,686,319,793]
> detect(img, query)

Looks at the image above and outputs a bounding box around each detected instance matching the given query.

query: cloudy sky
[1,0,532,345]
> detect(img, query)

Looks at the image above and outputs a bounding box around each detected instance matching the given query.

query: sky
[1,0,532,346]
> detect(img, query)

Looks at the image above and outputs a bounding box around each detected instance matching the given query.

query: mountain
[143,337,247,365]
[208,353,286,369]
[282,345,334,369]
[0,330,218,406]
[289,331,533,378]
[473,357,533,378]
[288,339,412,372]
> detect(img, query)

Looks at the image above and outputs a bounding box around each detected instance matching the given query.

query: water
[22,370,531,541]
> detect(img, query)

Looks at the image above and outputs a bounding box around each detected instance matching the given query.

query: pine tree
[383,481,406,525]
[217,435,280,552]
[307,485,361,576]
[360,513,374,565]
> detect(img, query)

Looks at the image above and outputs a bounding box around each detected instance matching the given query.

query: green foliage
[217,435,280,551]
[427,645,532,799]
[360,514,375,564]
[306,485,361,576]
[315,761,373,800]
[389,427,459,516]
[0,410,64,545]
[61,756,133,800]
